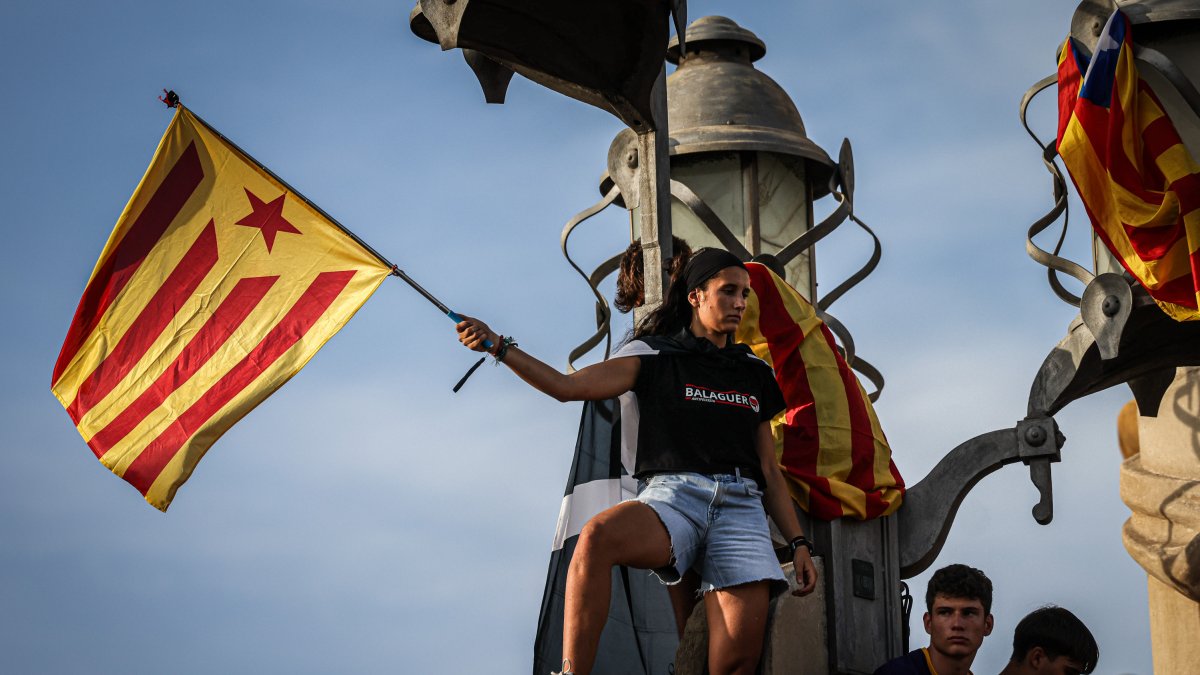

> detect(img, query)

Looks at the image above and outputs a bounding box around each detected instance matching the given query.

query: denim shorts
[636,471,787,594]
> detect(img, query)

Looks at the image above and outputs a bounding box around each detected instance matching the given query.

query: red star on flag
[236,188,302,252]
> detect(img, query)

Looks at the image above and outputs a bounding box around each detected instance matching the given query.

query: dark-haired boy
[998,606,1098,675]
[874,564,994,675]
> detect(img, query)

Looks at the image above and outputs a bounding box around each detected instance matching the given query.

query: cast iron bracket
[899,274,1200,578]
[897,416,1063,578]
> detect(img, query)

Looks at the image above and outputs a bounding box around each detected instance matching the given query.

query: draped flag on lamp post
[1057,10,1200,320]
[737,262,904,520]
[51,106,391,511]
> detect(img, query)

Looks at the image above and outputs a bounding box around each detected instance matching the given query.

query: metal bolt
[1102,294,1120,317]
[1024,425,1047,447]
[625,149,639,169]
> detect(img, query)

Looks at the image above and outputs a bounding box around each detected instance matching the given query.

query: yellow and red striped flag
[737,262,904,520]
[51,106,391,511]
[1057,10,1200,320]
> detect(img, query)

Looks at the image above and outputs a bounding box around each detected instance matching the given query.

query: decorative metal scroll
[818,139,885,400]
[1020,73,1095,307]
[774,190,850,266]
[561,186,623,372]
[1021,43,1200,308]
[850,354,885,403]
[669,179,752,260]
[561,146,885,401]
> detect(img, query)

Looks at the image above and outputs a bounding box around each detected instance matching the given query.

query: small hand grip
[448,311,493,351]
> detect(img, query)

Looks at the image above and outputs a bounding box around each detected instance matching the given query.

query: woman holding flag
[457,247,818,675]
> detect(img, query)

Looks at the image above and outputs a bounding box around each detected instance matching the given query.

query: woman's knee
[576,518,620,564]
[576,504,670,568]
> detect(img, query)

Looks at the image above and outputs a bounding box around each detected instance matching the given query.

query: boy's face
[923,593,993,659]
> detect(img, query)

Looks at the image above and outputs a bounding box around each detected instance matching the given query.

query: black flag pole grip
[452,357,488,393]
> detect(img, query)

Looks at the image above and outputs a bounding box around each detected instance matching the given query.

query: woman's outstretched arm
[757,421,819,596]
[456,315,639,402]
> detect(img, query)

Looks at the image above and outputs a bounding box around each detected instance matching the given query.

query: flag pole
[161,91,488,343]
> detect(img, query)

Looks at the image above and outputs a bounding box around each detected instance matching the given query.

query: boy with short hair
[874,564,994,675]
[998,606,1098,675]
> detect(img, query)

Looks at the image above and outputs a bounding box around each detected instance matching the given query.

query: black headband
[682,248,746,291]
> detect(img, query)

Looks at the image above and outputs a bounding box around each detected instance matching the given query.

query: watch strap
[788,535,814,556]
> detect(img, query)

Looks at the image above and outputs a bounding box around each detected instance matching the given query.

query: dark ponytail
[632,269,695,338]
[615,237,692,315]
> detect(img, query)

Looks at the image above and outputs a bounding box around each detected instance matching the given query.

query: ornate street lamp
[567,16,883,395]
[608,16,836,296]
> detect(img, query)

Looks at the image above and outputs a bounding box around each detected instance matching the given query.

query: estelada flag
[1057,10,1200,320]
[737,262,904,520]
[51,106,391,511]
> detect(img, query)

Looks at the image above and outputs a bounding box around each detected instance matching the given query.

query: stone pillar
[1145,576,1200,673]
[1120,367,1200,674]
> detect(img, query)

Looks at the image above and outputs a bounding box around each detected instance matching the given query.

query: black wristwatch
[788,535,814,557]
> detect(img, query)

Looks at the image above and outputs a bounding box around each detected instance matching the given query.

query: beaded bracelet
[494,335,518,364]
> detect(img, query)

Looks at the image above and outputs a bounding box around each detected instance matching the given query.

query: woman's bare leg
[563,501,672,675]
[704,581,770,675]
[667,569,701,637]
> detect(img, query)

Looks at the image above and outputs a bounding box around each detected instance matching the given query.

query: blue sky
[2,1,1152,673]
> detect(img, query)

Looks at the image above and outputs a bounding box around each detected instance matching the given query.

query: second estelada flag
[51,106,391,511]
[1057,10,1200,320]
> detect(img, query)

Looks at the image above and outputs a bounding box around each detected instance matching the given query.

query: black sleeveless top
[614,329,786,485]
